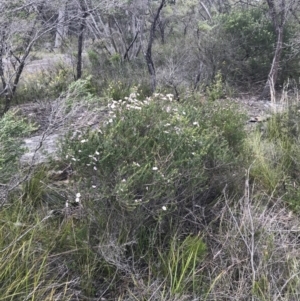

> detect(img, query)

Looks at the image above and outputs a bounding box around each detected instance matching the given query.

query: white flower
[166,94,173,101]
[108,119,113,123]
[95,151,100,155]
[165,106,171,113]
[122,179,126,182]
[162,206,167,211]
[78,150,82,153]
[94,166,97,170]
[92,185,96,188]
[75,193,81,202]
[65,200,69,208]
[193,121,199,126]
[152,167,158,171]
[71,158,76,161]
[80,139,87,143]
[13,221,24,227]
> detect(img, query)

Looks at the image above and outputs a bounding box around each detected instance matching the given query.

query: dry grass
[203,171,300,301]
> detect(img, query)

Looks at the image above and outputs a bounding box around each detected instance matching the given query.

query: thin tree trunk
[2,37,36,114]
[77,21,85,80]
[259,27,284,101]
[145,0,166,93]
[0,0,56,115]
[54,5,67,50]
[258,0,286,101]
[76,1,88,80]
[124,30,139,60]
[0,28,7,92]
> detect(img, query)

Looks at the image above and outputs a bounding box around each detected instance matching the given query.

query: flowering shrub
[58,92,246,297]
[61,93,246,235]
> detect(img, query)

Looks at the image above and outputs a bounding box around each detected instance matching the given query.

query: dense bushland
[1,1,300,300]
[1,81,300,299]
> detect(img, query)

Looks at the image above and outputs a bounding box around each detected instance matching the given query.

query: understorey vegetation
[1,82,300,300]
[1,0,300,300]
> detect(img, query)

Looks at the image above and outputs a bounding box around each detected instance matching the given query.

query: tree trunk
[0,28,7,93]
[145,0,166,93]
[76,1,88,80]
[54,5,67,50]
[259,27,284,101]
[258,0,286,101]
[124,30,139,61]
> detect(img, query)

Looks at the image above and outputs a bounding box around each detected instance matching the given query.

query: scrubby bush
[62,93,246,214]
[206,71,226,101]
[86,47,152,98]
[220,6,275,84]
[64,75,96,103]
[0,109,36,182]
[59,92,246,295]
[4,88,300,299]
[200,5,300,88]
[14,62,73,103]
[103,80,131,100]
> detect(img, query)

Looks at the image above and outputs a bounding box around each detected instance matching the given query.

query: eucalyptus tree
[259,0,299,100]
[76,0,89,79]
[0,0,63,114]
[54,0,70,50]
[144,0,166,92]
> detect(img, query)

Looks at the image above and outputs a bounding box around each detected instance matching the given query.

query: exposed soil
[233,95,287,117]
[17,98,108,165]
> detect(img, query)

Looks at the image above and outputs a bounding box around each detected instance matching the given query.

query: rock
[20,133,61,165]
[48,164,73,181]
[248,115,271,123]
